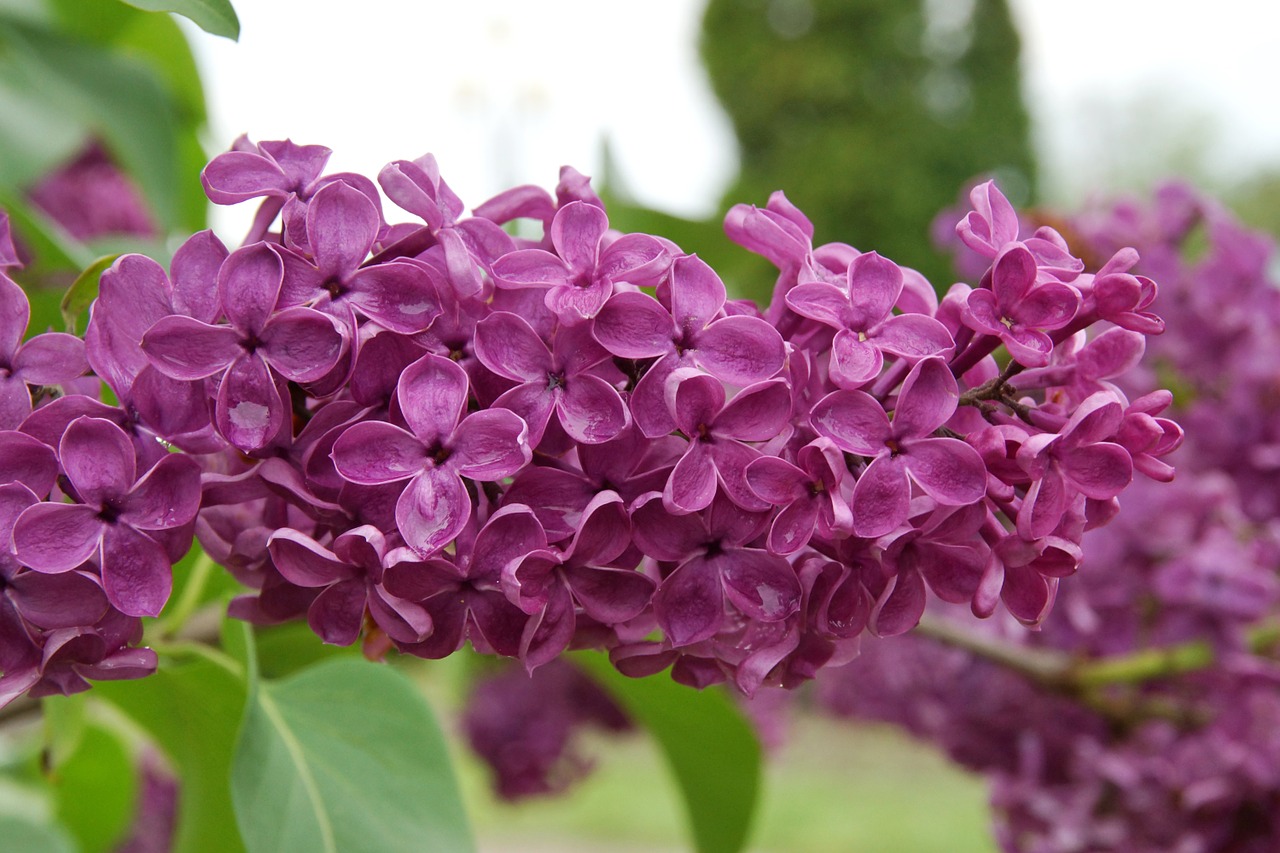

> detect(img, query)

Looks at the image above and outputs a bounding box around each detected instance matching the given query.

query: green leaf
[49,723,138,853]
[60,253,118,333]
[232,659,474,853]
[95,658,248,853]
[0,814,77,853]
[116,0,238,40]
[577,655,762,853]
[0,20,184,227]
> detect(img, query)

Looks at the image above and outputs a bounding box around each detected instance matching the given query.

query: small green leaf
[60,253,119,333]
[116,0,238,40]
[49,723,139,853]
[0,814,77,853]
[577,655,763,853]
[95,658,249,853]
[232,658,474,853]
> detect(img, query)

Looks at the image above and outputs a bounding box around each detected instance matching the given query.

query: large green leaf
[577,655,763,853]
[49,723,138,853]
[117,0,238,40]
[231,658,474,853]
[95,658,248,853]
[0,20,183,226]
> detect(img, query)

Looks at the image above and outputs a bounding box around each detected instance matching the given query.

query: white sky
[191,0,1280,233]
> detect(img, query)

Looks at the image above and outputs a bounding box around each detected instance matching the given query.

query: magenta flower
[503,491,654,669]
[491,201,669,323]
[784,251,954,388]
[474,312,629,446]
[331,353,531,556]
[141,243,345,451]
[962,245,1081,367]
[632,492,801,647]
[811,357,986,537]
[276,180,442,333]
[593,254,786,437]
[745,438,852,554]
[662,370,793,514]
[12,417,201,617]
[267,525,432,647]
[1015,393,1133,539]
[0,276,87,429]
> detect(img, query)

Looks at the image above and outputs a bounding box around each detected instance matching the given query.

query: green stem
[154,549,217,640]
[151,639,245,680]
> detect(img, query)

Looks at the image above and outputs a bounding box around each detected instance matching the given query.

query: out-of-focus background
[2,1,1278,850]
[193,6,1280,850]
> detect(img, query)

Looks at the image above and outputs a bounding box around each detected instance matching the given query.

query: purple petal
[1004,326,1055,368]
[710,439,771,513]
[397,354,468,444]
[870,566,925,636]
[668,369,725,438]
[961,288,1004,337]
[219,243,284,335]
[347,262,442,333]
[14,333,87,385]
[492,383,554,448]
[260,307,344,382]
[169,230,228,323]
[519,582,577,670]
[564,492,630,565]
[850,455,909,537]
[592,292,674,359]
[0,277,29,358]
[332,421,426,484]
[563,564,654,624]
[396,467,470,556]
[664,442,718,514]
[845,252,902,328]
[216,354,287,451]
[13,503,102,572]
[200,150,288,203]
[308,579,367,646]
[368,585,433,644]
[269,529,357,587]
[474,312,553,382]
[308,181,378,279]
[558,374,629,445]
[669,255,726,331]
[892,357,958,439]
[718,549,801,622]
[629,492,707,563]
[471,505,549,581]
[873,314,955,360]
[629,353,680,438]
[100,525,172,617]
[745,456,808,504]
[7,570,108,629]
[810,389,889,456]
[549,201,606,274]
[1061,443,1133,499]
[491,249,570,289]
[694,315,786,386]
[142,316,240,380]
[451,408,531,481]
[1015,281,1080,330]
[545,280,611,322]
[766,500,818,555]
[0,378,31,431]
[1017,469,1068,541]
[785,282,849,329]
[991,244,1036,307]
[120,454,202,530]
[0,432,59,497]
[598,233,669,286]
[828,330,883,388]
[60,416,136,506]
[713,380,791,442]
[904,437,986,506]
[655,556,722,646]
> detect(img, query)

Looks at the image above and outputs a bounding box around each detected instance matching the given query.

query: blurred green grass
[455,707,998,853]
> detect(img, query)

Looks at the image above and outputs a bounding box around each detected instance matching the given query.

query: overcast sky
[190,0,1280,233]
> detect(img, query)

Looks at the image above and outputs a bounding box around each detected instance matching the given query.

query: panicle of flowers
[823,184,1280,851]
[0,140,1181,710]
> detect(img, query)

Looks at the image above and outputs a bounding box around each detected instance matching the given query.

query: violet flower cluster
[0,139,1179,710]
[822,184,1280,852]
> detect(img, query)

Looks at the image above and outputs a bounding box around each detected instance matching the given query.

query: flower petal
[550,201,606,275]
[694,315,786,386]
[892,357,958,439]
[13,503,101,572]
[592,292,674,359]
[810,389,889,456]
[655,556,722,646]
[474,312,553,382]
[904,437,986,506]
[347,261,442,333]
[308,181,379,279]
[396,467,470,556]
[664,441,718,514]
[451,408,531,481]
[718,549,801,622]
[141,316,240,380]
[850,454,909,537]
[100,525,172,617]
[268,529,358,587]
[121,453,202,530]
[397,354,468,444]
[669,254,726,331]
[219,243,284,335]
[558,373,629,445]
[259,307,344,382]
[215,354,286,451]
[60,416,136,506]
[332,421,425,485]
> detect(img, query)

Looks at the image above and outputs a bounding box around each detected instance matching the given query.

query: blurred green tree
[700,0,1036,296]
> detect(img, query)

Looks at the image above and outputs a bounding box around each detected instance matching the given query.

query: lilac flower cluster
[0,140,1179,710]
[822,185,1280,851]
